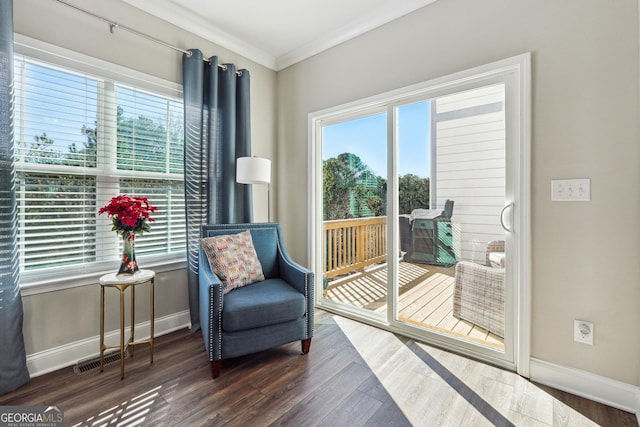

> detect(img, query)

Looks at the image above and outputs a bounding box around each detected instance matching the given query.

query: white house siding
[432,84,506,263]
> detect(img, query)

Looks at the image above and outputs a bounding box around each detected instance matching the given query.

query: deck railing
[324,216,387,279]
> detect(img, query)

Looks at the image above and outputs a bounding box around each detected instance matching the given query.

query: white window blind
[13,55,186,280]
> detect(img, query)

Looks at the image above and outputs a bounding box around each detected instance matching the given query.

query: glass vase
[118,233,139,275]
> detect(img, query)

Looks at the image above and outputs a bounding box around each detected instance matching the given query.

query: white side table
[99,269,156,379]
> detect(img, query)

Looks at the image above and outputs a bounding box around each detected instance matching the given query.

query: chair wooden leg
[301,338,312,354]
[211,360,222,379]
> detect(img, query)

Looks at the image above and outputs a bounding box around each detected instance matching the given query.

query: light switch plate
[551,179,590,201]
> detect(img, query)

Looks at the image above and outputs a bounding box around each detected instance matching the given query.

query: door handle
[500,203,514,233]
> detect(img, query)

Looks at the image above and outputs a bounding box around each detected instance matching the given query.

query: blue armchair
[199,223,314,378]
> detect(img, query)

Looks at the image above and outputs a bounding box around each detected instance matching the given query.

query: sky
[322,101,431,179]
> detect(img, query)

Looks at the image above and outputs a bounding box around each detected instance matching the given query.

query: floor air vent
[74,351,123,375]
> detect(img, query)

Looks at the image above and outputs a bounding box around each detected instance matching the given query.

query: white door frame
[308,53,531,376]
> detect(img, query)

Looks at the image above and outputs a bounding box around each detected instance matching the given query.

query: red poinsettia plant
[98,194,158,236]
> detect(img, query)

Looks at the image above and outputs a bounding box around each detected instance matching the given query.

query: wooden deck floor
[325,261,504,349]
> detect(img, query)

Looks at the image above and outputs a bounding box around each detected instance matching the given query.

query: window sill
[20,257,187,297]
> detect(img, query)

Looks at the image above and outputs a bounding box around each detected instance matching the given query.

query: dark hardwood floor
[1,310,637,426]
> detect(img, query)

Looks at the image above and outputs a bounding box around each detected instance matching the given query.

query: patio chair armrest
[485,240,505,266]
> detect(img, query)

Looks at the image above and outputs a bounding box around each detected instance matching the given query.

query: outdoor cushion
[489,251,506,268]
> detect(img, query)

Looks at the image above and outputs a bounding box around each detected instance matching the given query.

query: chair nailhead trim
[209,286,214,360]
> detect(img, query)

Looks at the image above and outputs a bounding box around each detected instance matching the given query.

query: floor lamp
[236,156,271,222]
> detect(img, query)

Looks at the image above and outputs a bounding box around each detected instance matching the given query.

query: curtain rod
[54,0,237,73]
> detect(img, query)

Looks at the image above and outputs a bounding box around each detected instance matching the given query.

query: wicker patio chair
[453,241,505,338]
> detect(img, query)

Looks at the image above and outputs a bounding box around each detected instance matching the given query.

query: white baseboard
[26,310,191,377]
[530,358,640,416]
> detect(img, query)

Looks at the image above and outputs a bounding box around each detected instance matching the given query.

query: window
[13,52,185,283]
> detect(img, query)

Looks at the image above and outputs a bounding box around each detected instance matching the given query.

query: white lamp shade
[236,157,271,184]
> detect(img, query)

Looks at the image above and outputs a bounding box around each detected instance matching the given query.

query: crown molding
[122,0,277,69]
[123,0,437,71]
[276,0,438,70]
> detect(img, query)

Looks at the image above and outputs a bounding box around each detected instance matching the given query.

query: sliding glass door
[311,54,530,371]
[321,111,388,319]
[394,87,507,351]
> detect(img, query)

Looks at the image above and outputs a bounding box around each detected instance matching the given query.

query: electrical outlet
[551,179,590,201]
[574,320,594,345]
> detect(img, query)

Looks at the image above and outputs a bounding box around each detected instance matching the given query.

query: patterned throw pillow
[201,230,265,294]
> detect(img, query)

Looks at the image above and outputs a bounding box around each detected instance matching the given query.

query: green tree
[365,175,387,217]
[26,132,63,164]
[398,174,430,214]
[323,156,354,220]
[80,121,98,166]
[80,106,181,174]
[323,153,379,220]
[117,106,168,172]
[323,154,431,219]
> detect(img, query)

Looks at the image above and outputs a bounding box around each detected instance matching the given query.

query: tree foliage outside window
[323,152,429,221]
[323,153,370,220]
[398,174,430,214]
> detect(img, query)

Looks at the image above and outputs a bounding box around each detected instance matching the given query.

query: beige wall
[13,0,277,359]
[277,0,640,385]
